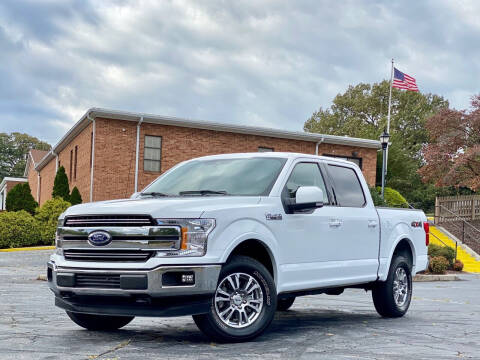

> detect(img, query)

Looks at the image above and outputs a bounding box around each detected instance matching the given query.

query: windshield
[142,157,287,196]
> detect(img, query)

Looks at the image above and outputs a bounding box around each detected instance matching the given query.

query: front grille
[64,215,155,227]
[75,274,120,288]
[64,249,154,262]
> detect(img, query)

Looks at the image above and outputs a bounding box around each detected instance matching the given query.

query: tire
[277,297,295,311]
[372,255,412,318]
[193,255,277,342]
[66,311,134,330]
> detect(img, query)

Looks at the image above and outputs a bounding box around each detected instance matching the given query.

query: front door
[277,160,339,292]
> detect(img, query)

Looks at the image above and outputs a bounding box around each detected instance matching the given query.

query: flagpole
[385,58,394,176]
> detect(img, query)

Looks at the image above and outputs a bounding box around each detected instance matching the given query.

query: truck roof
[192,152,358,167]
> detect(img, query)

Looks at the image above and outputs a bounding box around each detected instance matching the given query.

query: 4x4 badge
[266,213,282,221]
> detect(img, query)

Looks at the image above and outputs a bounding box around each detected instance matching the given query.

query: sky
[1,0,479,146]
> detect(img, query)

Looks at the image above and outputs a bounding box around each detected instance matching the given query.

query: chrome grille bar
[64,215,155,227]
[64,250,154,262]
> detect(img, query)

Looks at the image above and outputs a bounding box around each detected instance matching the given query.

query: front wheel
[66,311,134,330]
[193,256,277,342]
[372,255,412,318]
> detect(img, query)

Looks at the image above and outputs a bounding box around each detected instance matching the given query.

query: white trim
[134,117,144,193]
[1,188,5,210]
[88,116,95,202]
[35,108,382,172]
[0,177,27,210]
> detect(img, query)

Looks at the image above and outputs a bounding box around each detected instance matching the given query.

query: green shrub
[375,187,408,208]
[69,186,82,205]
[453,260,464,272]
[52,166,70,202]
[429,256,449,274]
[5,183,38,215]
[35,197,71,245]
[369,187,386,206]
[0,210,42,248]
[428,244,455,267]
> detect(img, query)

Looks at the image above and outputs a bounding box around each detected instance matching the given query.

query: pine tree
[69,186,82,205]
[52,166,70,201]
[5,182,38,214]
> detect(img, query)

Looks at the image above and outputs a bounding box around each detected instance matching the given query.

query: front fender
[210,218,278,274]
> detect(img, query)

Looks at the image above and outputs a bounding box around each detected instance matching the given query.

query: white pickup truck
[48,152,429,342]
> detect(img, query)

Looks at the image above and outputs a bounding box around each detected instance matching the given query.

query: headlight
[155,218,216,257]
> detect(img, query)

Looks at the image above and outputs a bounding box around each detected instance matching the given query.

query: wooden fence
[435,195,480,224]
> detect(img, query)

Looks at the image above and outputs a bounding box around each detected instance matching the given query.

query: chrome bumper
[47,261,221,297]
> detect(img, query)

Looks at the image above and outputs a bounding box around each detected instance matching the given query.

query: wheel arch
[384,237,416,279]
[224,238,277,282]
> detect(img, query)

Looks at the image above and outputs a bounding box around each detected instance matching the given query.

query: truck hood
[63,196,261,219]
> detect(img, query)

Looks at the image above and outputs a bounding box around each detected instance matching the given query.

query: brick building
[25,108,380,205]
[0,177,27,210]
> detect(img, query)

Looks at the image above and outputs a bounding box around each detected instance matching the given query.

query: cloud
[0,0,479,145]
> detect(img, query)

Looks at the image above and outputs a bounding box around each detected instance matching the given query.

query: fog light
[162,271,195,286]
[181,274,194,284]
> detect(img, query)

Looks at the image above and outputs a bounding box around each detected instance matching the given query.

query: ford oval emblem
[87,231,112,246]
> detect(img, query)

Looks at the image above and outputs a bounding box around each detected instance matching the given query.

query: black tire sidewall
[207,256,277,339]
[389,257,413,314]
[379,255,413,316]
[66,311,134,330]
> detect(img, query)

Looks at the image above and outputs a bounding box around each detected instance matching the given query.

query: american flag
[392,68,418,91]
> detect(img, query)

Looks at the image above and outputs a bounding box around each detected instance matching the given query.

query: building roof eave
[34,107,382,171]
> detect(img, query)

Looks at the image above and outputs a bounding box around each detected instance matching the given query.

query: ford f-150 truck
[48,152,429,342]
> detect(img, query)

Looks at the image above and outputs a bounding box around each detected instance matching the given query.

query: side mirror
[130,192,141,199]
[290,186,324,211]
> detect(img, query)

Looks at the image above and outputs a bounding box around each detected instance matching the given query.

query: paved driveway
[1,250,479,359]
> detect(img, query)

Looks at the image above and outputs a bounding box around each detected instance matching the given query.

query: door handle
[368,220,378,228]
[329,219,342,227]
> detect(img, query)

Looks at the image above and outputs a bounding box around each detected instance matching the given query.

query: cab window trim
[326,163,367,208]
[280,161,333,206]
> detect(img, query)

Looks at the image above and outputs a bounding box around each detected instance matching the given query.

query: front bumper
[47,261,221,317]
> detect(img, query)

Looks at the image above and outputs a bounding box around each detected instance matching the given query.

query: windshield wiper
[140,192,170,197]
[179,190,228,196]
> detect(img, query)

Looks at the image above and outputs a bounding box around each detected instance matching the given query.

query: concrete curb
[413,274,460,282]
[0,246,55,252]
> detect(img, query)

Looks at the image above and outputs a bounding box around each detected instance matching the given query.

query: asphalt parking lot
[1,250,479,360]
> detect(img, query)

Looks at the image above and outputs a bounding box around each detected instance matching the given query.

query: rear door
[323,162,380,283]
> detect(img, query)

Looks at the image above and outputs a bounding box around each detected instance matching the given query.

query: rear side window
[327,165,366,207]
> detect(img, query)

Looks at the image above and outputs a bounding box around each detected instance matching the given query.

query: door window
[284,162,329,203]
[327,165,366,207]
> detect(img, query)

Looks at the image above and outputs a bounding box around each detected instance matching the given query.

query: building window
[144,135,162,172]
[69,150,73,180]
[323,154,362,169]
[258,147,274,152]
[74,146,78,180]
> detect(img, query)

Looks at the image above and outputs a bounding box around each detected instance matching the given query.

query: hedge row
[0,197,71,249]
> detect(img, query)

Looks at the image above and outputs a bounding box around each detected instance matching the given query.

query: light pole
[380,130,390,199]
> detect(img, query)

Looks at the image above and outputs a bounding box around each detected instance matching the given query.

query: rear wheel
[193,256,277,342]
[277,297,295,311]
[372,255,412,318]
[66,311,134,330]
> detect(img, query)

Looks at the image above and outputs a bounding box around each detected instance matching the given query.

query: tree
[52,166,70,201]
[304,81,449,208]
[0,132,50,182]
[69,186,83,205]
[419,95,480,190]
[5,183,38,215]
